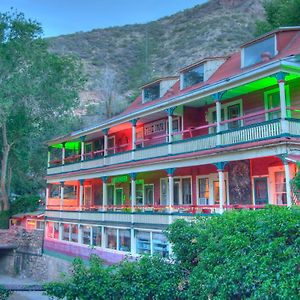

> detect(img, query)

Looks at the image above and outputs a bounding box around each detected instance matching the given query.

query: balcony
[47,107,300,176]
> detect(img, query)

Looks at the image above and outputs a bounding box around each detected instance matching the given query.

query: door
[254,177,269,205]
[144,184,154,205]
[115,188,123,205]
[173,179,180,205]
[84,186,93,208]
[227,104,241,129]
[213,180,227,205]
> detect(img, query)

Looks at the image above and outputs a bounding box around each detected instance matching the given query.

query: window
[82,225,91,245]
[71,224,78,243]
[182,64,204,89]
[107,185,114,205]
[49,184,60,198]
[93,184,102,206]
[92,226,102,247]
[106,228,117,250]
[63,224,70,241]
[136,183,144,205]
[160,178,168,205]
[107,136,115,155]
[198,177,209,205]
[84,142,93,155]
[144,184,154,205]
[152,233,169,257]
[182,178,192,204]
[136,127,144,148]
[84,186,92,208]
[143,83,160,103]
[136,231,151,254]
[64,185,77,200]
[53,223,59,239]
[274,171,287,205]
[115,188,123,205]
[46,222,54,238]
[243,36,276,68]
[118,229,131,252]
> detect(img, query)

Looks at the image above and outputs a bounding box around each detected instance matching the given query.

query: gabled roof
[140,76,178,89]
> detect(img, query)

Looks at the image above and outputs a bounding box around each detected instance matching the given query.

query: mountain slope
[48,0,264,120]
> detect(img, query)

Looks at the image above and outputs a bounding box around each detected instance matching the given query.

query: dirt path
[0,274,51,300]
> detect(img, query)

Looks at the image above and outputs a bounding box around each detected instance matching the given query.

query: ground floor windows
[253,177,269,205]
[106,228,117,250]
[136,231,151,254]
[198,177,209,205]
[82,225,91,245]
[274,171,287,204]
[119,229,131,252]
[92,226,102,247]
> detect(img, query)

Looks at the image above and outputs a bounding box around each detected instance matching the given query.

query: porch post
[103,129,108,157]
[167,168,175,211]
[59,223,63,240]
[62,143,66,165]
[80,136,86,161]
[102,176,108,211]
[79,179,84,210]
[78,224,83,244]
[212,92,225,146]
[60,181,64,211]
[284,162,292,207]
[130,228,136,255]
[131,119,138,160]
[47,147,51,168]
[166,107,176,154]
[276,72,289,133]
[130,173,137,211]
[46,184,50,208]
[214,162,227,214]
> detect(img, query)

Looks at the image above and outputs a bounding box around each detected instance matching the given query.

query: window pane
[144,185,154,205]
[50,185,60,198]
[136,231,151,254]
[160,179,168,205]
[244,36,275,68]
[275,171,287,205]
[182,64,204,89]
[136,184,143,205]
[71,224,78,243]
[82,225,91,245]
[198,178,209,205]
[92,226,102,247]
[54,223,59,239]
[143,83,160,102]
[182,178,192,204]
[152,233,169,257]
[106,228,117,250]
[64,185,77,200]
[118,229,131,252]
[63,224,70,241]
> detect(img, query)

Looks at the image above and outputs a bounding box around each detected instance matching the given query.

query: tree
[0,11,84,211]
[256,0,300,35]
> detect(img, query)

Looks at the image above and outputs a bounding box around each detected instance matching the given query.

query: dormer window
[143,83,160,103]
[181,64,204,89]
[242,35,276,68]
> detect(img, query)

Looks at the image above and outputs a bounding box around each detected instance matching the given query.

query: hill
[48,0,264,122]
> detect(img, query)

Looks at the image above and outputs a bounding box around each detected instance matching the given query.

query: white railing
[288,119,300,136]
[172,134,217,154]
[104,151,132,165]
[221,120,281,145]
[134,144,169,160]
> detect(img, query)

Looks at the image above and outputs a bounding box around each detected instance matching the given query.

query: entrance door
[213,180,227,205]
[254,177,269,205]
[84,186,93,208]
[173,179,180,205]
[227,104,241,129]
[115,188,123,205]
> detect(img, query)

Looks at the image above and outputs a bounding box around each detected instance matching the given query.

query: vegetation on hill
[48,0,265,121]
[44,206,300,299]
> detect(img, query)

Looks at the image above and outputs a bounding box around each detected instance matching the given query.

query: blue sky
[0,0,207,37]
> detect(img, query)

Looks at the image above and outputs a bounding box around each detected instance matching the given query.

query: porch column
[131,173,137,211]
[46,184,50,208]
[58,223,63,240]
[47,147,51,168]
[284,161,292,207]
[214,162,227,214]
[102,176,108,211]
[213,92,225,146]
[131,119,138,160]
[78,224,83,244]
[276,72,289,133]
[130,228,136,255]
[80,136,86,161]
[167,168,176,211]
[60,181,64,210]
[166,107,176,154]
[62,143,66,165]
[79,179,84,210]
[103,129,109,157]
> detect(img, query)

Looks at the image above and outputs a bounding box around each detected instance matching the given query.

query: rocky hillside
[48,0,264,121]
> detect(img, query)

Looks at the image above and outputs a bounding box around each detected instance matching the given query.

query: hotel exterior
[45,27,300,263]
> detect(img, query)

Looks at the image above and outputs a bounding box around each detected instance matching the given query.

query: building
[10,211,44,231]
[45,27,300,264]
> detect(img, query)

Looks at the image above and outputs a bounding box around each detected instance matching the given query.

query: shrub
[0,285,11,300]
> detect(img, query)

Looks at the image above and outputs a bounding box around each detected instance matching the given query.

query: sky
[0,0,208,37]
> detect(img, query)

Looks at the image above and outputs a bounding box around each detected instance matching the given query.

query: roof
[140,76,178,89]
[11,211,44,219]
[48,27,300,146]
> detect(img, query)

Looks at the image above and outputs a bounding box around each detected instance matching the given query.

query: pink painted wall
[183,107,208,138]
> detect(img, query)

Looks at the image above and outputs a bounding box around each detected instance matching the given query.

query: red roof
[120,29,300,117]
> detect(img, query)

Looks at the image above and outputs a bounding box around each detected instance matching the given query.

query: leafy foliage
[0,285,11,300]
[45,207,300,299]
[10,195,40,215]
[256,0,300,35]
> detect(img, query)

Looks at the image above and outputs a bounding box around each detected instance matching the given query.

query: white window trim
[207,99,243,133]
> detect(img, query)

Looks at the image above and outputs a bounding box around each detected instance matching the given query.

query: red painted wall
[183,107,208,138]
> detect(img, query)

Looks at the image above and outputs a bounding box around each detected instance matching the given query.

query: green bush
[45,207,300,299]
[10,195,40,215]
[0,211,10,229]
[0,285,11,300]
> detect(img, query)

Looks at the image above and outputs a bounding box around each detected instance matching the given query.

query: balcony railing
[48,107,300,174]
